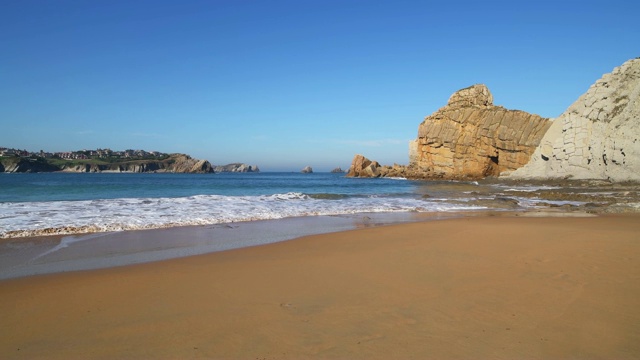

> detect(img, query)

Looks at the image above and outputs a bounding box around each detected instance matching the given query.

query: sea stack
[507,58,640,181]
[301,166,313,173]
[346,155,381,177]
[408,84,551,179]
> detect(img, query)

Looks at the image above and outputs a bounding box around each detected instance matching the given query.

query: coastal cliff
[1,147,262,174]
[348,58,639,183]
[57,154,214,173]
[409,84,551,179]
[0,154,217,174]
[348,84,551,179]
[507,58,640,181]
[213,163,259,173]
[0,157,60,173]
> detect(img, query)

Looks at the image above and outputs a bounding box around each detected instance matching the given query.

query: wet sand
[0,212,458,280]
[1,215,639,359]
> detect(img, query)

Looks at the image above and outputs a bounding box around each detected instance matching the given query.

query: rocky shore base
[477,178,640,214]
[346,153,508,180]
[347,154,640,214]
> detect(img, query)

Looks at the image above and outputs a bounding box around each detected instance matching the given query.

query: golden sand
[1,215,639,359]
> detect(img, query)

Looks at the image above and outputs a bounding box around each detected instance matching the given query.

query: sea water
[0,172,492,238]
[0,172,586,279]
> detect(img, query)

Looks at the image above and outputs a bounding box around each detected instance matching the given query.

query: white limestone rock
[507,58,640,181]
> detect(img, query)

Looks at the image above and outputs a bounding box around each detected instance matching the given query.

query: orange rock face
[409,84,551,179]
[346,154,381,177]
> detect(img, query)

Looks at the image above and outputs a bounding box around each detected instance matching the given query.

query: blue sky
[1,0,638,171]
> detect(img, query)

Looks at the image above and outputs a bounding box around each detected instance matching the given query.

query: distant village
[0,147,169,161]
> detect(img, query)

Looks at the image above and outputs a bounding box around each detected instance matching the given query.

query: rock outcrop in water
[408,84,551,179]
[507,58,640,181]
[346,155,381,177]
[348,84,551,179]
[346,154,425,178]
[301,166,313,173]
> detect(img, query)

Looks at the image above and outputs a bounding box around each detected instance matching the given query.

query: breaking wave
[0,192,484,238]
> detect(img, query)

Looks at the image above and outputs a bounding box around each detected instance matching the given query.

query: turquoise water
[0,172,579,279]
[0,172,567,239]
[0,172,416,202]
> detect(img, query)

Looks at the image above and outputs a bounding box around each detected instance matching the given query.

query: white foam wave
[0,193,485,238]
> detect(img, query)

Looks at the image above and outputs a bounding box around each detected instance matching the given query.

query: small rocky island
[0,148,258,174]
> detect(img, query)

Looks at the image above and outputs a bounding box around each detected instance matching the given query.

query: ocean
[0,172,578,239]
[0,172,578,279]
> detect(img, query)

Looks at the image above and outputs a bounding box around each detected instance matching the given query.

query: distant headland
[0,147,259,174]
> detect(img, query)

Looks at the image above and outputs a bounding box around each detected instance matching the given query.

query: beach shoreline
[2,213,639,359]
[0,209,598,281]
[0,211,464,280]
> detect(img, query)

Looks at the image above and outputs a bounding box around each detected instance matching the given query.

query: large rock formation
[507,58,640,181]
[409,84,551,179]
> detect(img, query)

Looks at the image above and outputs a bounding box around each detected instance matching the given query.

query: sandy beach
[1,214,639,359]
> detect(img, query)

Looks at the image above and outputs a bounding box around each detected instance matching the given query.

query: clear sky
[1,0,638,171]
